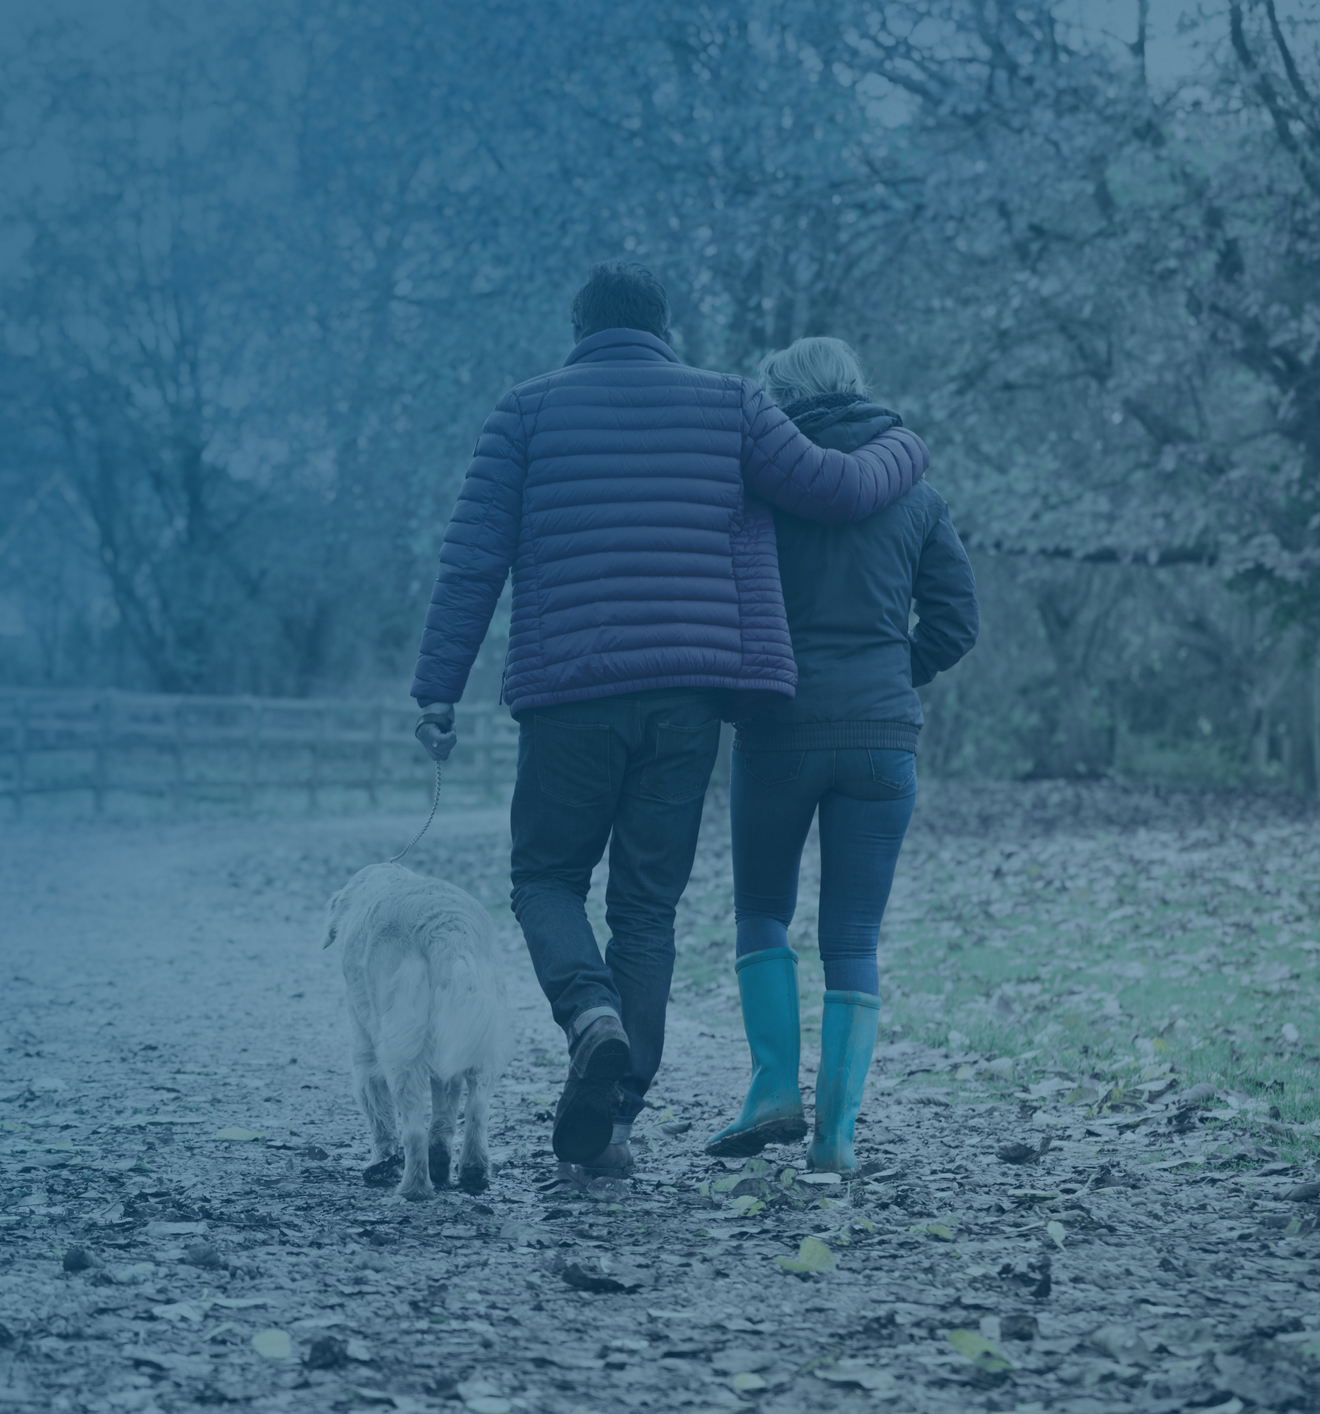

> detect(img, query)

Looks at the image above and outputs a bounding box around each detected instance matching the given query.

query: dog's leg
[428,1076,461,1189]
[458,1067,494,1194]
[352,1023,403,1187]
[359,1071,397,1161]
[389,1064,433,1201]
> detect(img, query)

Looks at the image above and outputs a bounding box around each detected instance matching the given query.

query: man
[412,261,927,1178]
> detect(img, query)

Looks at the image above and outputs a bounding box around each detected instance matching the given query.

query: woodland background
[2,0,1318,791]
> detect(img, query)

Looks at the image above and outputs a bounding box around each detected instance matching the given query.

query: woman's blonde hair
[756,336,869,407]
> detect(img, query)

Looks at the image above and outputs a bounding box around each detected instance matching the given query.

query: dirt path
[2,796,1319,1414]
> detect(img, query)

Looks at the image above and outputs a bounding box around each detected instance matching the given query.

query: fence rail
[0,690,518,818]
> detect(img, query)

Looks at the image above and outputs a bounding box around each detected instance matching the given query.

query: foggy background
[2,0,1317,793]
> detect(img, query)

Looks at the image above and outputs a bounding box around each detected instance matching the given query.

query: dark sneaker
[705,1112,807,1159]
[582,1141,634,1179]
[552,1016,630,1164]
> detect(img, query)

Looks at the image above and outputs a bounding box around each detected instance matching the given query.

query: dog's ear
[321,887,346,949]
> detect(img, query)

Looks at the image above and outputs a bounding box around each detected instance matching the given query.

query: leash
[389,760,442,864]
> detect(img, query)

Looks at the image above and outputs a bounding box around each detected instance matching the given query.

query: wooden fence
[0,690,518,819]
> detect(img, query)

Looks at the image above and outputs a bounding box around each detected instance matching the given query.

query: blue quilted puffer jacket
[411,329,929,718]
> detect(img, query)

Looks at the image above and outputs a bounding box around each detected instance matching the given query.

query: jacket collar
[563,328,679,367]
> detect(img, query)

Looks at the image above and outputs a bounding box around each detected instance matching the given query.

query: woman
[707,337,979,1173]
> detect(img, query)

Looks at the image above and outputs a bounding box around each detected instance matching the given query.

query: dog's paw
[427,1143,451,1188]
[363,1153,404,1188]
[398,1178,434,1202]
[458,1162,490,1195]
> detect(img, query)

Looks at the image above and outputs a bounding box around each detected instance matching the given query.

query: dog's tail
[433,953,507,1079]
[376,951,433,1074]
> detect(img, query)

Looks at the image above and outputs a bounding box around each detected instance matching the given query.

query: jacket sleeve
[410,390,527,705]
[909,499,979,688]
[739,381,928,523]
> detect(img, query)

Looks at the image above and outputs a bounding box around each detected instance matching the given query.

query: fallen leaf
[61,1247,93,1273]
[712,1349,773,1374]
[1000,1313,1039,1341]
[557,1256,651,1293]
[213,1127,262,1142]
[304,1335,348,1369]
[145,1220,207,1238]
[775,1237,836,1274]
[126,1349,211,1379]
[919,1223,955,1242]
[1286,1182,1320,1202]
[1089,1325,1154,1366]
[251,1329,292,1359]
[996,1142,1037,1164]
[730,1371,768,1392]
[1063,1083,1102,1105]
[947,1329,1013,1371]
[1177,1083,1218,1109]
[1046,1220,1066,1249]
[814,1359,896,1391]
[109,1262,155,1285]
[151,1302,203,1323]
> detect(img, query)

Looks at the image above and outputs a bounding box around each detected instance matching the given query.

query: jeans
[730,746,917,995]
[510,689,722,1122]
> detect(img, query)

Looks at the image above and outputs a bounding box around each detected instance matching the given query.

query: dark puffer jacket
[411,330,929,717]
[735,392,979,753]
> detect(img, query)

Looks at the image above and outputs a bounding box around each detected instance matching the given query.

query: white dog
[322,863,509,1199]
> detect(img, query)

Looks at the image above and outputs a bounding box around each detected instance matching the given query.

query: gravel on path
[2,790,1319,1414]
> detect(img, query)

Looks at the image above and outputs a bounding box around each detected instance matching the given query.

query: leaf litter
[2,781,1320,1412]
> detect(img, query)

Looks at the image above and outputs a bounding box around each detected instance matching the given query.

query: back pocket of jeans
[867,748,916,792]
[641,719,721,803]
[534,717,612,805]
[739,747,806,786]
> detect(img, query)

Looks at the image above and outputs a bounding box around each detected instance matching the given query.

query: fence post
[172,699,185,814]
[14,695,26,822]
[308,707,324,812]
[243,699,258,817]
[1313,653,1320,799]
[473,707,492,799]
[93,694,109,816]
[368,705,382,808]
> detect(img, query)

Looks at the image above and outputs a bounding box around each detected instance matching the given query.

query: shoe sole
[704,1114,808,1159]
[552,1034,630,1165]
[582,1162,635,1179]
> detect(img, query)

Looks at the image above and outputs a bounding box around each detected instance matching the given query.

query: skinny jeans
[730,745,917,995]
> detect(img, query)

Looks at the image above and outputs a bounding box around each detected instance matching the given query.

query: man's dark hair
[570,261,670,342]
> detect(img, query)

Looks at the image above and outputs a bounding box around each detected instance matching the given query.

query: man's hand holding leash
[415,703,457,762]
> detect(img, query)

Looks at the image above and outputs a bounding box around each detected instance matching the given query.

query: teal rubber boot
[705,948,808,1158]
[806,991,881,1174]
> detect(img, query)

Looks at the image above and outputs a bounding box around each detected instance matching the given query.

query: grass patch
[667,781,1320,1155]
